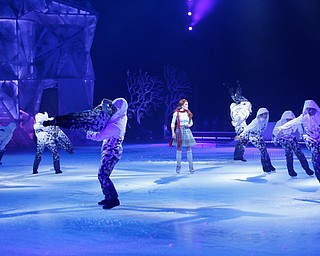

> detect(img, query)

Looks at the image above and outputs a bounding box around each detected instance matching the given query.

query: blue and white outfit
[273,110,313,177]
[239,108,275,172]
[86,98,128,209]
[279,100,320,182]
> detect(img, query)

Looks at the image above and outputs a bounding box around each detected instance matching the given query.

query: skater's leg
[306,141,320,182]
[176,149,182,173]
[33,142,45,174]
[252,138,275,172]
[47,143,62,174]
[186,147,194,173]
[98,138,123,209]
[234,137,248,161]
[293,139,314,175]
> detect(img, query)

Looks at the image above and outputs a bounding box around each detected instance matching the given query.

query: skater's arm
[278,115,302,132]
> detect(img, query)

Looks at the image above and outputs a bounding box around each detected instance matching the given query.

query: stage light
[188,26,193,31]
[188,11,192,16]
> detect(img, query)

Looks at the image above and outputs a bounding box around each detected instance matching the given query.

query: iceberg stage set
[1,1,320,256]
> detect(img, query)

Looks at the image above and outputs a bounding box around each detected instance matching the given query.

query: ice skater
[278,100,320,183]
[0,122,16,165]
[33,112,74,174]
[42,98,127,209]
[224,81,252,161]
[171,99,196,174]
[86,98,128,209]
[273,110,314,178]
[236,107,276,173]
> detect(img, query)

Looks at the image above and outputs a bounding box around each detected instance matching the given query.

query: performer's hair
[174,99,193,119]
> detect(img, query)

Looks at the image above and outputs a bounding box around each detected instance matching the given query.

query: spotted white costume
[0,122,16,165]
[33,112,73,174]
[279,100,320,182]
[273,111,313,177]
[239,108,275,172]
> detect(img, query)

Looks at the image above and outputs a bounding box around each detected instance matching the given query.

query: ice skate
[98,199,107,205]
[102,198,120,209]
[288,170,297,177]
[234,157,247,162]
[305,169,314,176]
[176,166,181,174]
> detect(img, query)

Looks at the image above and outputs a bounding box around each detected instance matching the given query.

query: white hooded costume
[240,107,269,140]
[273,110,313,177]
[279,100,320,182]
[273,110,303,142]
[238,108,275,172]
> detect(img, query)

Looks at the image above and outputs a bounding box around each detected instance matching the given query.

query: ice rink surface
[0,142,320,256]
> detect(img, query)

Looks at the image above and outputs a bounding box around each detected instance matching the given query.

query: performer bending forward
[273,110,314,178]
[278,100,320,183]
[236,108,276,173]
[86,98,128,209]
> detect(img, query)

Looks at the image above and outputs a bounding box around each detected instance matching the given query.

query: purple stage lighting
[186,0,219,28]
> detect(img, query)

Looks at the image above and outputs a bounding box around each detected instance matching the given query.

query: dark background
[88,0,320,136]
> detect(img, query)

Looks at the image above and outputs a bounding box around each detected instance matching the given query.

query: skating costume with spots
[240,108,275,172]
[33,112,73,174]
[280,100,320,182]
[273,111,313,177]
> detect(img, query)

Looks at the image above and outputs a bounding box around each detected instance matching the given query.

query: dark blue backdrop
[89,0,320,134]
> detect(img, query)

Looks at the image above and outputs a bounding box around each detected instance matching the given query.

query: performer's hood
[111,98,128,119]
[35,112,51,124]
[302,100,320,114]
[280,110,295,120]
[256,107,269,117]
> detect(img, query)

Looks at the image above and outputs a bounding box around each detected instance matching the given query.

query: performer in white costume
[278,100,320,182]
[33,112,73,174]
[273,110,314,177]
[225,82,252,161]
[236,108,276,173]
